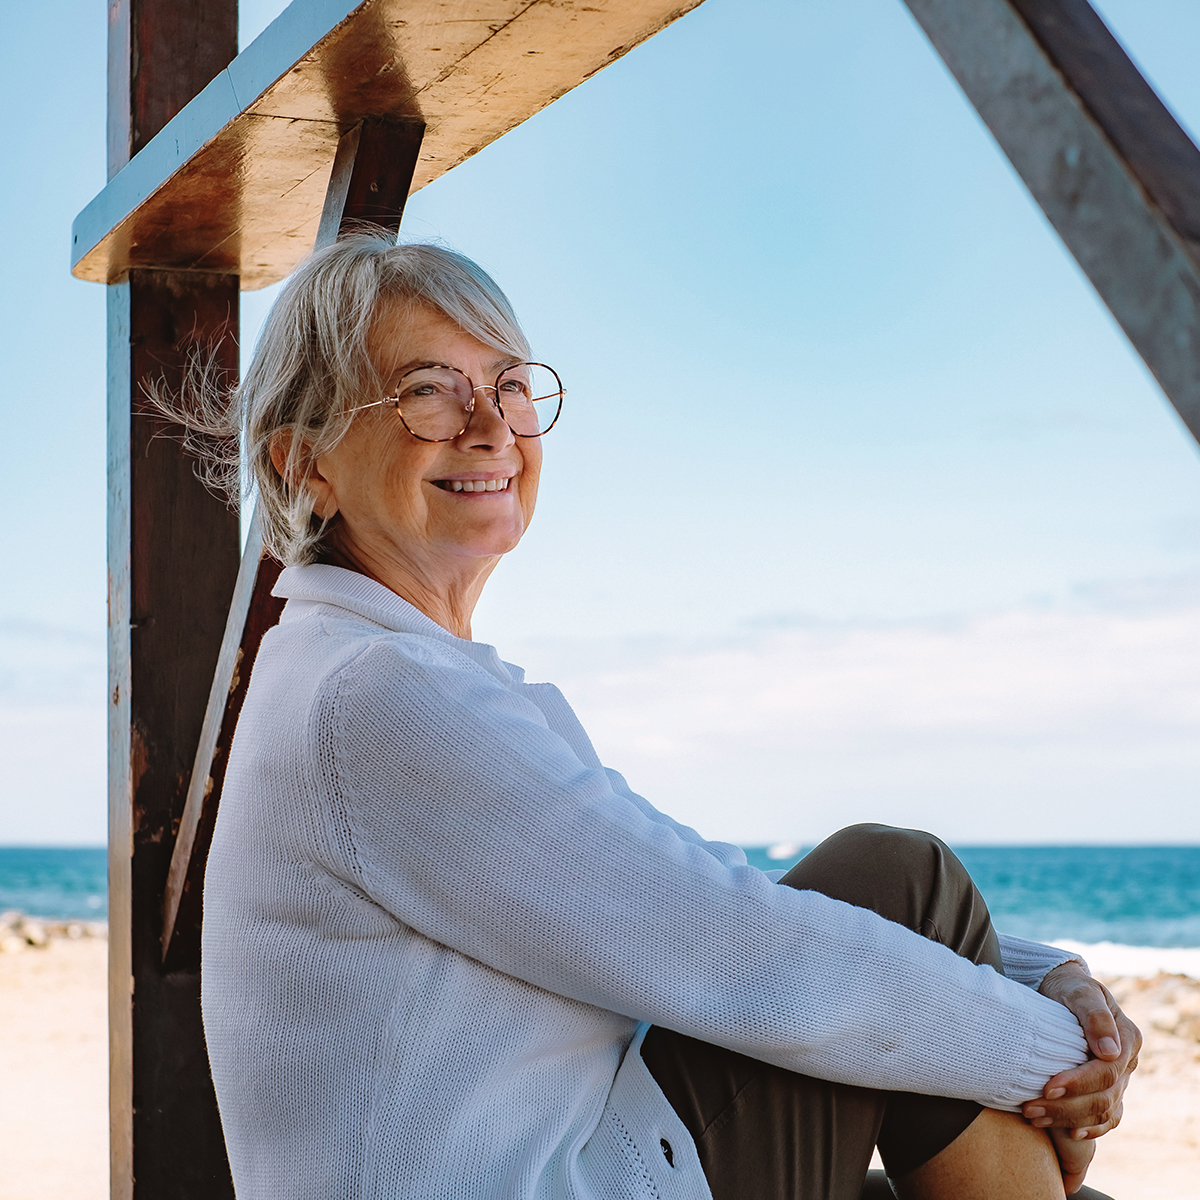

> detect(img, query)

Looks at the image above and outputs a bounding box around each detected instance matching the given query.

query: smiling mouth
[433,477,513,493]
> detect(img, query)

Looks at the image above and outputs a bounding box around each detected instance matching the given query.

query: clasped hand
[1023,961,1142,1194]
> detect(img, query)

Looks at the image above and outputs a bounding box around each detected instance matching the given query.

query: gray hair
[165,236,530,564]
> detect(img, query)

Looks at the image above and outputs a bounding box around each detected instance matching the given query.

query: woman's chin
[437,519,527,561]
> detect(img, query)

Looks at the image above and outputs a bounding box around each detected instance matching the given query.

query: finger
[1062,1031,1136,1084]
[1042,970,1122,1061]
[1072,991,1122,1060]
[1117,1012,1144,1065]
[1049,1126,1094,1193]
[1024,1088,1118,1129]
[1026,1049,1134,1125]
[1026,1101,1116,1129]
[1031,1058,1121,1107]
[1072,1101,1124,1141]
[1062,1171,1089,1196]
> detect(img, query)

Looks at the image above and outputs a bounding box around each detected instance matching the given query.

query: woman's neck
[318,535,496,640]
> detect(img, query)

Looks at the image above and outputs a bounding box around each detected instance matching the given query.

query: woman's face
[308,301,542,590]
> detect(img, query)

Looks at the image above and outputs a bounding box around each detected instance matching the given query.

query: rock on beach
[0,909,106,954]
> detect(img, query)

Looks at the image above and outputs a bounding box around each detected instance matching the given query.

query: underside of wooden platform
[72,0,702,290]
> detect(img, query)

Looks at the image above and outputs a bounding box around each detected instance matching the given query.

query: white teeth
[446,478,510,493]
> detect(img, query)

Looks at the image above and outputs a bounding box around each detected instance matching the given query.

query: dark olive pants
[640,824,1114,1200]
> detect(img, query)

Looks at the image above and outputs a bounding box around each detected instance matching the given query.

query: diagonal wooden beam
[160,120,426,966]
[158,517,283,967]
[902,0,1200,444]
[316,118,426,245]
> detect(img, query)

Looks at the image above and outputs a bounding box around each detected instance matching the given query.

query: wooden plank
[314,121,367,250]
[71,0,704,289]
[107,2,241,1196]
[159,518,284,968]
[159,121,426,965]
[105,278,134,1200]
[902,0,1200,442]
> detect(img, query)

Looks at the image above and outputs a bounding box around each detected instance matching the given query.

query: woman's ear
[269,431,340,520]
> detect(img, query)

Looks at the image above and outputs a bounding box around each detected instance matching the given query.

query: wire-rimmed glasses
[349,362,564,441]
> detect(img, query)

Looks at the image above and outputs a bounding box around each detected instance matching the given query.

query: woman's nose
[458,386,514,448]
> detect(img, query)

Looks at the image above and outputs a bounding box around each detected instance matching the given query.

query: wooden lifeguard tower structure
[72,0,1200,1194]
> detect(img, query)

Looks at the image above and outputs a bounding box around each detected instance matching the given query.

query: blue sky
[1,0,1198,843]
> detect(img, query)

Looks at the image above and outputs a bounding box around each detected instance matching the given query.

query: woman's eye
[404,383,444,399]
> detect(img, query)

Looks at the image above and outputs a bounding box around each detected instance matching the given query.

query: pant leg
[781,824,999,1179]
[821,828,1118,1199]
[642,824,1002,1200]
[641,1028,886,1200]
[779,824,1001,968]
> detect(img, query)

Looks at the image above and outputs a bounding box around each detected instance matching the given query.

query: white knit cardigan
[201,564,1088,1200]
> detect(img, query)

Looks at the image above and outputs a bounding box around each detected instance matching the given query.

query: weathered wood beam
[107,0,241,1193]
[315,118,426,245]
[71,0,705,290]
[902,0,1200,443]
[158,520,284,968]
[159,120,426,967]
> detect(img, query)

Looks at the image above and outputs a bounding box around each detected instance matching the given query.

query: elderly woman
[199,237,1137,1200]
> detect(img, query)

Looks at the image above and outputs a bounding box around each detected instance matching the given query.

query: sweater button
[660,1138,674,1167]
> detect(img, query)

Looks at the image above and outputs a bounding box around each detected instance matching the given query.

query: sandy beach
[1,927,1197,1200]
[0,926,107,1200]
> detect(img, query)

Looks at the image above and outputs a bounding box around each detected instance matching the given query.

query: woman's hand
[1022,960,1141,1189]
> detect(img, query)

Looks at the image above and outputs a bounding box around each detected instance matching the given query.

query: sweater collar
[272,563,523,685]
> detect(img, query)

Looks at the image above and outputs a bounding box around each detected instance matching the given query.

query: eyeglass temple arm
[345,398,393,416]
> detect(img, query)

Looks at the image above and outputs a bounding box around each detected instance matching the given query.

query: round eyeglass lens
[393,366,475,440]
[495,363,563,436]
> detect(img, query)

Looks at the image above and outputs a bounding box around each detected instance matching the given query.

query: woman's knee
[778,824,999,966]
[780,824,955,908]
[814,823,951,862]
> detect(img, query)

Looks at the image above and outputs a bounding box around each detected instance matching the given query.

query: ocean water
[0,846,106,920]
[744,845,1200,949]
[3,846,1199,952]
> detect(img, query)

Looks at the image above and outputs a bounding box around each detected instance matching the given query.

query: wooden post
[108,1,240,1196]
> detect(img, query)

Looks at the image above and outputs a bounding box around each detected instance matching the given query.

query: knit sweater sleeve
[999,933,1088,989]
[533,677,750,871]
[602,765,749,869]
[327,638,1086,1110]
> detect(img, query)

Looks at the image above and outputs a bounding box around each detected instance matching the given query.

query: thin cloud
[508,598,1200,845]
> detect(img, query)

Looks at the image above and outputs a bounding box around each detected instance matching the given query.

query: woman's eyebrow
[387,356,522,377]
[390,358,444,375]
